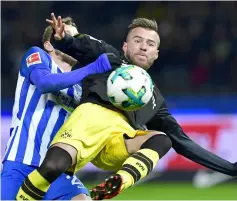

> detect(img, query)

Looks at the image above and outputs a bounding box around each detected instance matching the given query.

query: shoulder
[20,46,51,77]
[23,46,50,67]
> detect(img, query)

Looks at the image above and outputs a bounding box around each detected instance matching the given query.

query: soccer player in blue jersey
[1,16,112,200]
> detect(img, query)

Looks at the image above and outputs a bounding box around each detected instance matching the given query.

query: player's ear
[44,41,54,52]
[122,42,128,53]
[154,49,159,60]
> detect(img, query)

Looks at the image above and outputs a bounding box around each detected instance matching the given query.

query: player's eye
[148,43,155,47]
[134,39,141,43]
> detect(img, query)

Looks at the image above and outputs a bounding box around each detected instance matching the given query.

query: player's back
[3,46,82,167]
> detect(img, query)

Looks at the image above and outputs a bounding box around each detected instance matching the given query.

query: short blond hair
[42,16,77,44]
[128,18,158,34]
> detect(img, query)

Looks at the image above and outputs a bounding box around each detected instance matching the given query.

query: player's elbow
[33,78,53,94]
[30,69,53,94]
[35,84,51,94]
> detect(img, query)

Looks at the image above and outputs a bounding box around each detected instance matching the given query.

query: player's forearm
[169,127,236,176]
[30,66,91,94]
[147,102,237,176]
[30,54,111,94]
[53,33,119,62]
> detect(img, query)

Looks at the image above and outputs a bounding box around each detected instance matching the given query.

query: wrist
[53,33,74,48]
[91,54,112,74]
[54,31,65,41]
[100,54,112,71]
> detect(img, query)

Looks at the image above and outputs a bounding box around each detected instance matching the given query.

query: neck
[49,52,72,72]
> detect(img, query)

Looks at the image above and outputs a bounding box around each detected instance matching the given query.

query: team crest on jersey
[26,52,42,67]
[61,129,72,139]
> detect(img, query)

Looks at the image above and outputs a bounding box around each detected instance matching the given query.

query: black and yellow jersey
[53,33,237,176]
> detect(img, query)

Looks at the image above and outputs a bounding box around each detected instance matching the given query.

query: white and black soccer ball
[107,64,154,111]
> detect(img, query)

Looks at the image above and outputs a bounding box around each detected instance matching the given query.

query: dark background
[2,1,237,98]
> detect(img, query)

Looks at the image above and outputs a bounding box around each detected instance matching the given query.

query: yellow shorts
[50,103,150,173]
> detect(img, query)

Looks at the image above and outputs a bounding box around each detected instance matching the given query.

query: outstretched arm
[29,54,112,94]
[146,101,237,176]
[46,13,120,65]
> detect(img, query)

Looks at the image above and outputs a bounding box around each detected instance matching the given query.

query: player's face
[123,27,160,70]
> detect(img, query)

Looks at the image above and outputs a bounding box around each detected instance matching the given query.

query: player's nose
[140,42,147,51]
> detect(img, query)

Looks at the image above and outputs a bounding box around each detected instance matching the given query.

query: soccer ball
[107,64,154,111]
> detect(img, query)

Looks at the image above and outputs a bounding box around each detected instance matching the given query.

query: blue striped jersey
[3,46,82,167]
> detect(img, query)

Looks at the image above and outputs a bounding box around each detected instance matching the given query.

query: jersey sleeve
[146,101,236,176]
[20,46,50,79]
[27,53,112,94]
[53,33,120,66]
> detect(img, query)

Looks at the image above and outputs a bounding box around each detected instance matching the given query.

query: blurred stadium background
[1,1,237,200]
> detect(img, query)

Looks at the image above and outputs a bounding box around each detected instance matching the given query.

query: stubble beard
[125,51,153,70]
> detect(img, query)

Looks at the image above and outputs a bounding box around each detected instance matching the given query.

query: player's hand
[105,53,122,69]
[46,13,65,40]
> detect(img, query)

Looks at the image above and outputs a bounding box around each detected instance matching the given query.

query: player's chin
[133,58,149,70]
[138,63,150,70]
